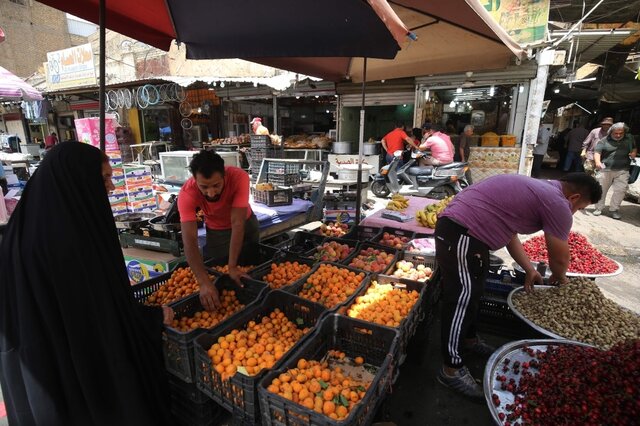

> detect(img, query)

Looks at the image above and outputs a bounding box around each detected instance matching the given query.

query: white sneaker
[592,209,602,216]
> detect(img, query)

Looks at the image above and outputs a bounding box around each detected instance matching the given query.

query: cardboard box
[123,165,151,178]
[108,193,127,205]
[128,198,157,211]
[123,247,185,284]
[111,202,128,215]
[74,117,119,151]
[125,175,153,187]
[127,188,154,202]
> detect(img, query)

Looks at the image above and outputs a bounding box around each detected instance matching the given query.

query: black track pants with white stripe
[435,217,489,369]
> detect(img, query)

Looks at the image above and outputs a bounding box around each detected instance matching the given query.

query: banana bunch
[416,210,438,228]
[386,194,410,211]
[416,195,455,228]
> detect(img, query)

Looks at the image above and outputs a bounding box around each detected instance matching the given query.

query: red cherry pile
[522,232,618,275]
[494,340,639,426]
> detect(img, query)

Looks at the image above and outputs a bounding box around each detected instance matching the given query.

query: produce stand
[360,196,439,234]
[506,286,566,340]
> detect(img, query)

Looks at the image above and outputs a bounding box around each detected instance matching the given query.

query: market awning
[254,0,525,82]
[551,29,633,67]
[0,65,43,101]
[37,0,410,60]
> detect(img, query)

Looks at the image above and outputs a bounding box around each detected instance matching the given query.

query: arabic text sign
[47,43,97,90]
[482,0,550,46]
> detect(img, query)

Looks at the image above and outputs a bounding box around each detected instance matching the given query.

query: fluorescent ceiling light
[552,30,631,36]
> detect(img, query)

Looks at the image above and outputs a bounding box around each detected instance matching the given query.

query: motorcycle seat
[407,166,434,176]
[437,162,467,170]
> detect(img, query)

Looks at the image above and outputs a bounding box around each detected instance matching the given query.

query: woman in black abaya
[0,142,173,425]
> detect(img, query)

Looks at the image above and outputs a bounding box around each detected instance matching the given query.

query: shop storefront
[414,63,538,181]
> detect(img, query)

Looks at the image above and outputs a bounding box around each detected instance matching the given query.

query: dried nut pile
[512,278,640,348]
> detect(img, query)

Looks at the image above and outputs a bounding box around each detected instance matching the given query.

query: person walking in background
[593,122,637,219]
[381,122,419,165]
[581,117,613,176]
[564,121,589,172]
[532,122,550,178]
[455,125,473,163]
[44,131,59,150]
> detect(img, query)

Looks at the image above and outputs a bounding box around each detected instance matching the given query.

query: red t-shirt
[178,166,252,230]
[383,128,409,154]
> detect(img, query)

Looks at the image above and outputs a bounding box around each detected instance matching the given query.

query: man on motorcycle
[419,123,454,166]
[381,122,420,166]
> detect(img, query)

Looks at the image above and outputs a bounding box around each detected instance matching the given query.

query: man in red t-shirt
[44,132,58,150]
[178,150,258,310]
[381,123,419,165]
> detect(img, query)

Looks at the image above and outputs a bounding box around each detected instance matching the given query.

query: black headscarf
[0,142,172,425]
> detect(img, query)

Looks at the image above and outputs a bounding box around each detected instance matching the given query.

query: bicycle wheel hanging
[174,84,187,102]
[142,84,160,106]
[119,88,133,109]
[107,90,120,110]
[181,118,193,130]
[135,87,149,109]
[179,101,192,117]
[159,84,172,103]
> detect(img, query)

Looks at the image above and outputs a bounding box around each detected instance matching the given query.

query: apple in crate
[393,260,432,282]
[313,241,354,261]
[348,247,396,273]
[379,232,410,249]
[318,222,349,237]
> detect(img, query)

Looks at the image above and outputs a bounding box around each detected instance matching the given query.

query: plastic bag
[629,158,640,184]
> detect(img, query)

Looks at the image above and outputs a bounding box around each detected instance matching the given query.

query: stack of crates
[266,161,301,187]
[250,135,282,180]
[123,165,156,212]
[107,151,127,215]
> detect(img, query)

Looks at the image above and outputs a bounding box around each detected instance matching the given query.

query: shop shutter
[415,62,538,87]
[340,92,415,107]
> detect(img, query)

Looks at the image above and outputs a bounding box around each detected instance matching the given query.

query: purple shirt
[441,175,573,250]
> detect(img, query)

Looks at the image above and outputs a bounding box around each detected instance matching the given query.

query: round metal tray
[566,260,623,278]
[148,215,181,232]
[507,286,566,339]
[113,212,156,230]
[483,339,595,425]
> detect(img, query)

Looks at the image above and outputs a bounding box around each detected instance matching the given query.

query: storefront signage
[46,43,97,90]
[482,0,550,46]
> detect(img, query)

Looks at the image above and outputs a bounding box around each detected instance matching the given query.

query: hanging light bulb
[449,100,456,108]
[424,89,430,100]
[220,82,225,88]
[553,86,560,94]
[295,96,300,99]
[253,82,258,87]
[489,86,495,97]
[456,87,462,93]
[519,85,524,93]
[315,95,319,98]
[213,81,217,87]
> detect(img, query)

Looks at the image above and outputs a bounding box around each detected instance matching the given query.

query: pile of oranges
[207,309,311,381]
[262,261,312,289]
[146,267,211,306]
[213,265,254,274]
[264,352,371,421]
[169,290,244,332]
[298,264,365,309]
[347,281,420,327]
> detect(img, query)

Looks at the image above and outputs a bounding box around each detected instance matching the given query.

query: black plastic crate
[314,221,352,239]
[131,267,221,305]
[251,135,274,149]
[193,291,326,425]
[284,262,371,313]
[342,242,400,275]
[252,187,293,207]
[260,232,293,249]
[267,173,301,187]
[341,274,430,363]
[476,293,542,338]
[169,375,210,404]
[279,231,326,254]
[305,237,359,263]
[163,276,268,383]
[248,254,317,291]
[484,277,520,297]
[258,314,399,426]
[170,392,226,426]
[343,225,382,242]
[268,161,300,174]
[207,243,277,274]
[372,227,416,250]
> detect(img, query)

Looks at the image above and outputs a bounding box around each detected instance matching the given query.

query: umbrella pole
[98,0,106,152]
[355,57,367,226]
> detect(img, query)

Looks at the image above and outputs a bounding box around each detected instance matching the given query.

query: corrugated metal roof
[552,30,631,65]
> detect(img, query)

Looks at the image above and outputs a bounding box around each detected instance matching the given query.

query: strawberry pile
[494,340,640,426]
[522,232,618,275]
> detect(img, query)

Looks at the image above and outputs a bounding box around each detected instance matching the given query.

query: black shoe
[463,338,496,357]
[437,366,484,400]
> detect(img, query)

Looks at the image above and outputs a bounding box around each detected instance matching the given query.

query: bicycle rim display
[181,118,193,129]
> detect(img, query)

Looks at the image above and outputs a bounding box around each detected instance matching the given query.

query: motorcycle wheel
[371,181,391,198]
[428,185,455,200]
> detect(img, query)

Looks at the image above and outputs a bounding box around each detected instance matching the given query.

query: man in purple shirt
[434,173,601,399]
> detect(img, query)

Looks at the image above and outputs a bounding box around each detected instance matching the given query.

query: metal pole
[99,0,106,151]
[272,94,278,134]
[355,58,367,226]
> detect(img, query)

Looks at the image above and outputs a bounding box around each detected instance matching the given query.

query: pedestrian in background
[564,121,588,172]
[593,122,637,219]
[581,117,613,176]
[44,131,59,150]
[532,122,550,178]
[381,122,419,165]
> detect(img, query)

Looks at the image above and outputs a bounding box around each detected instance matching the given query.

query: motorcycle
[371,150,469,199]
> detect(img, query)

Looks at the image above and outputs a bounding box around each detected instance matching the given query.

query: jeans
[595,170,629,212]
[385,153,403,168]
[563,151,584,172]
